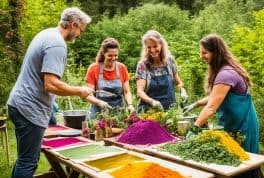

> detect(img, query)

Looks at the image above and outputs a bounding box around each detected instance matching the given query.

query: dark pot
[63,110,87,129]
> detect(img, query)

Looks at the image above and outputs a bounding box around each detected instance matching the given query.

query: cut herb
[160,131,246,166]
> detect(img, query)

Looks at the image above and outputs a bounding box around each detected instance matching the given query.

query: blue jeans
[8,105,45,178]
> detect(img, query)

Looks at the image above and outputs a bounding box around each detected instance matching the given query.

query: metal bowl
[182,114,198,124]
[63,110,87,129]
[177,120,190,136]
[208,124,224,130]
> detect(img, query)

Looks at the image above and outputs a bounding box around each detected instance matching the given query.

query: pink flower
[96,120,106,129]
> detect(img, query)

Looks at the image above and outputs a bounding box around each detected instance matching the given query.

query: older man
[7,7,92,178]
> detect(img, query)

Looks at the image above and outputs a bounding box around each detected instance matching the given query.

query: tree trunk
[7,0,24,66]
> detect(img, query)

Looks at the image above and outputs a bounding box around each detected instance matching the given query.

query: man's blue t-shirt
[8,28,67,128]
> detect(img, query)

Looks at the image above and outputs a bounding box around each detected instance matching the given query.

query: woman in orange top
[85,38,134,119]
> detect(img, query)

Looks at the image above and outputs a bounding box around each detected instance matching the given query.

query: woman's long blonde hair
[96,38,120,63]
[200,34,251,93]
[140,30,171,64]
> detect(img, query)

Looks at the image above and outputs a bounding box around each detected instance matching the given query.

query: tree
[71,3,192,70]
[231,9,264,143]
[192,0,255,41]
[19,0,66,47]
[0,0,24,106]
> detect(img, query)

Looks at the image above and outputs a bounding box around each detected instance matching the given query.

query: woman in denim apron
[85,38,134,119]
[136,30,188,113]
[184,34,261,178]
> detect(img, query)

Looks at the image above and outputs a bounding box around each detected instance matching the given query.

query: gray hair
[60,7,91,28]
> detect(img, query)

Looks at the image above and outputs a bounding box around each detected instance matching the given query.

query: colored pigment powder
[46,125,69,131]
[110,161,185,178]
[42,137,88,149]
[117,120,174,145]
[57,144,123,160]
[83,153,144,171]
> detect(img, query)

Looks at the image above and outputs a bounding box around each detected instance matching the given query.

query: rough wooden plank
[33,171,57,178]
[41,143,214,178]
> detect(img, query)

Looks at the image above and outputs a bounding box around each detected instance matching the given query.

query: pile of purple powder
[117,120,174,145]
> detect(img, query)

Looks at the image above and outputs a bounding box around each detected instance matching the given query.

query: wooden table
[104,137,264,178]
[34,147,112,178]
[104,137,147,153]
[144,147,264,178]
[35,144,214,178]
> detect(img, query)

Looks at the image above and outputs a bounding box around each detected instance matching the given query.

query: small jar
[104,126,112,138]
[81,121,90,138]
[177,120,190,136]
[55,112,64,125]
[95,128,103,141]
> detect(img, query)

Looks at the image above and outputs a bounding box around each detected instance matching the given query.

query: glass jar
[55,112,64,125]
[95,129,103,141]
[81,121,90,138]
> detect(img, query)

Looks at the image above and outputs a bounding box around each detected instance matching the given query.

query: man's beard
[67,31,76,43]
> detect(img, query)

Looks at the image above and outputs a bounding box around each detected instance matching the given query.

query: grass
[1,119,264,177]
[0,120,50,178]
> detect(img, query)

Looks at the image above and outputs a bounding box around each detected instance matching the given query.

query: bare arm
[44,73,90,98]
[136,78,153,104]
[194,84,231,126]
[123,81,133,105]
[196,96,209,106]
[84,83,103,106]
[174,73,184,90]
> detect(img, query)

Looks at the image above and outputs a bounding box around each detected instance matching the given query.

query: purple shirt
[214,66,248,94]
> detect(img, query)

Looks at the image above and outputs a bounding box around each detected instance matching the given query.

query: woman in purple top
[184,34,261,177]
[184,34,259,150]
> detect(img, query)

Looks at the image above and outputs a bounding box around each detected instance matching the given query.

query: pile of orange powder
[110,161,185,178]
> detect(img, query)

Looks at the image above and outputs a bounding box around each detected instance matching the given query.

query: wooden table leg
[43,150,67,178]
[68,168,80,178]
[33,171,57,178]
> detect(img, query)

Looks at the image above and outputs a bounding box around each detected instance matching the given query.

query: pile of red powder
[117,120,174,145]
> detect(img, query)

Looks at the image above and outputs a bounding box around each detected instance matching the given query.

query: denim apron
[137,60,176,112]
[88,62,123,119]
[217,91,259,153]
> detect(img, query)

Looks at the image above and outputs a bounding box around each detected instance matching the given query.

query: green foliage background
[231,9,264,144]
[1,0,264,143]
[19,0,66,46]
[1,0,264,177]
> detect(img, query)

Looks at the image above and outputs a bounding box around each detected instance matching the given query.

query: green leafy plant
[97,107,128,129]
[164,104,183,133]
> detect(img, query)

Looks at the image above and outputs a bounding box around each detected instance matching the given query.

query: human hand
[186,130,196,139]
[127,105,135,114]
[80,86,94,98]
[98,101,112,110]
[183,102,198,115]
[186,125,202,139]
[151,100,164,111]
[180,88,188,103]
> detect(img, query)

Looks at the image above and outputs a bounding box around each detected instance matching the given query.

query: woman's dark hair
[96,38,119,63]
[200,34,251,92]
